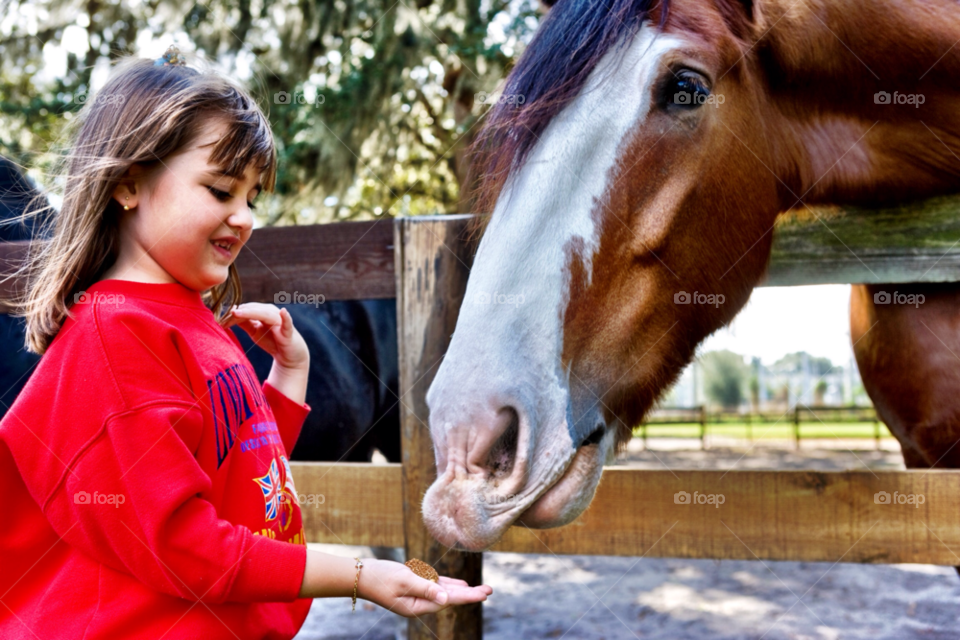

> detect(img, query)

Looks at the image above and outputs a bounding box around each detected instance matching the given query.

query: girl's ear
[112,164,144,210]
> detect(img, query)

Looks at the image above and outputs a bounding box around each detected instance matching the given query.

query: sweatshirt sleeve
[262,380,311,455]
[43,401,307,605]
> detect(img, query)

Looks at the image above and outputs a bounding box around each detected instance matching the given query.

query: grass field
[633,421,892,440]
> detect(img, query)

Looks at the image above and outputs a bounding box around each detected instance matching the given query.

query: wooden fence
[640,404,885,449]
[4,198,960,640]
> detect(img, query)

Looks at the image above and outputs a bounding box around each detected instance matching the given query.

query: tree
[0,0,543,225]
[701,350,748,410]
[814,379,828,405]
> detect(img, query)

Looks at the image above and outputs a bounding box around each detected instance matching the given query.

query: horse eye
[667,73,711,109]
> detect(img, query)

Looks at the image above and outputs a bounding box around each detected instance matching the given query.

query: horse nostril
[485,406,520,480]
[581,425,605,447]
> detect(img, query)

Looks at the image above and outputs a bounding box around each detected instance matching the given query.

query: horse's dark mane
[468,0,669,215]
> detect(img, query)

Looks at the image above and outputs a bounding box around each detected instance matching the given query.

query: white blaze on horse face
[425,25,683,541]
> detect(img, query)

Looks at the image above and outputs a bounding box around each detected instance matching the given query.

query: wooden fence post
[699,406,707,450]
[794,405,801,450]
[395,215,483,640]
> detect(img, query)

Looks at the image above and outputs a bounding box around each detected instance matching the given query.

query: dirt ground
[294,440,960,640]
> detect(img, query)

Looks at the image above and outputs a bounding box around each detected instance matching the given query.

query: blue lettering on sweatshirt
[206,363,267,467]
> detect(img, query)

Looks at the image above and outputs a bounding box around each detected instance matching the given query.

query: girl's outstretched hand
[359,558,492,617]
[223,303,309,371]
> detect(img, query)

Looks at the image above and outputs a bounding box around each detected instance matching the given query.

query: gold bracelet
[351,558,363,611]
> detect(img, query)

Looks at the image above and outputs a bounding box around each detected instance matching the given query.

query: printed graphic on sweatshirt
[253,455,299,532]
[206,362,267,468]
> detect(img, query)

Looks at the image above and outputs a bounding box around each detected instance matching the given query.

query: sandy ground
[294,440,960,640]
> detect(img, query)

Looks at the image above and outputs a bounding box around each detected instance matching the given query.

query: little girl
[0,47,490,639]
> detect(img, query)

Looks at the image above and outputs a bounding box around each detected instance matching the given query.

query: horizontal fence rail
[0,218,396,310]
[291,462,960,565]
[4,192,960,309]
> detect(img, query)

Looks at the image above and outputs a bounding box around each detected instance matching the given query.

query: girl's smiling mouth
[210,235,239,259]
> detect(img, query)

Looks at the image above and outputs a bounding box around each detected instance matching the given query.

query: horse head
[424,0,960,550]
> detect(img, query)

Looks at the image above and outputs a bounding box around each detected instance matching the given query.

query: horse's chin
[422,432,612,551]
[515,437,608,529]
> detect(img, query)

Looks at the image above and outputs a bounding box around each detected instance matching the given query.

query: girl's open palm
[360,559,492,617]
[223,303,309,370]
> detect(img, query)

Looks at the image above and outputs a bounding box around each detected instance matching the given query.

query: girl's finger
[438,585,489,605]
[411,577,447,605]
[437,577,470,587]
[232,303,283,327]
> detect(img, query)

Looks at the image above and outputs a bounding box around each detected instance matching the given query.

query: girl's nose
[228,203,255,234]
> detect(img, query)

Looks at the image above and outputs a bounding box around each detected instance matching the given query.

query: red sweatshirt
[0,279,314,639]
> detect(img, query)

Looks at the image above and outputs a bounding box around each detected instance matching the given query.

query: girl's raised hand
[359,558,492,617]
[223,303,309,371]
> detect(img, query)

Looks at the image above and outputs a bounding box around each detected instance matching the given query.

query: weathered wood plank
[394,215,483,640]
[292,463,960,566]
[292,462,404,548]
[234,220,394,301]
[763,195,960,286]
[0,219,395,307]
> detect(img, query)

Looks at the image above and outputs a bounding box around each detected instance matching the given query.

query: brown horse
[852,283,960,470]
[423,0,960,550]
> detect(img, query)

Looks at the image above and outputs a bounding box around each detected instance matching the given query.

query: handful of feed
[404,558,439,582]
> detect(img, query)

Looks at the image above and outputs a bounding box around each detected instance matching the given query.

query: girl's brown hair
[2,53,277,355]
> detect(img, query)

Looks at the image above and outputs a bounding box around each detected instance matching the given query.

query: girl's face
[110,118,261,291]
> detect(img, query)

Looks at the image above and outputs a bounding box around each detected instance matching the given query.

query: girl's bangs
[205,113,276,191]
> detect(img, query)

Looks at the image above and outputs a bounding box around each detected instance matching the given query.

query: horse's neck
[758,0,960,206]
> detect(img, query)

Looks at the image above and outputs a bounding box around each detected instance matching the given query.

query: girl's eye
[208,186,231,201]
[208,186,257,210]
[665,72,711,109]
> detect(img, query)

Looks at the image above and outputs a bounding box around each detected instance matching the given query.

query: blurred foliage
[0,0,543,225]
[701,349,749,409]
